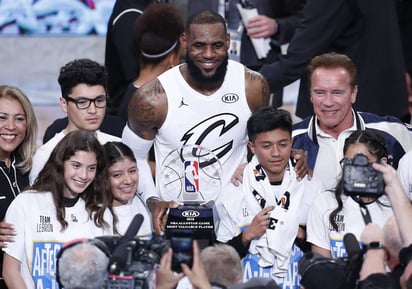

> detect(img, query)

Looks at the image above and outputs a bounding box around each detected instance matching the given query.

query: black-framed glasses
[65,95,107,109]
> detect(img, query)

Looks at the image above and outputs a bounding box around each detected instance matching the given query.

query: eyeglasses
[65,95,107,109]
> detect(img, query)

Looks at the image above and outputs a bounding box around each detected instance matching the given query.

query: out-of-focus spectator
[105,0,152,115]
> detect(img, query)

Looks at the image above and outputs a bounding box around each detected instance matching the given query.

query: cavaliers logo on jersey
[180,113,239,167]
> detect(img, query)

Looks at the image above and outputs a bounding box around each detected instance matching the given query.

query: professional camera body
[298,233,364,289]
[342,153,384,197]
[96,233,168,289]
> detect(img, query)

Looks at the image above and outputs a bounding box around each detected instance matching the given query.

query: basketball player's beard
[186,54,229,86]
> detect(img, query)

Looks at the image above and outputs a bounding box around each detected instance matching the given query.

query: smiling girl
[103,141,152,237]
[2,130,116,289]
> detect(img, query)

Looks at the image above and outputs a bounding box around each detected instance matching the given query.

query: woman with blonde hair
[0,85,38,289]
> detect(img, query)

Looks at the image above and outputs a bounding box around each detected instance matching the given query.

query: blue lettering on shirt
[32,241,63,289]
[330,239,347,258]
[242,245,303,289]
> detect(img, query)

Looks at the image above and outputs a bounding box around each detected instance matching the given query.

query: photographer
[372,161,412,289]
[307,129,394,258]
[358,223,393,289]
[156,240,212,289]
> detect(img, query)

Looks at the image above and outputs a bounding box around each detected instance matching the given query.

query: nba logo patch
[184,160,200,192]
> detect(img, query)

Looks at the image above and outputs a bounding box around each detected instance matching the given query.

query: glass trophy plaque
[159,145,222,243]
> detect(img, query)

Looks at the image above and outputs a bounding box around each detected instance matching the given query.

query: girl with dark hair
[103,141,153,236]
[3,130,115,289]
[307,129,394,258]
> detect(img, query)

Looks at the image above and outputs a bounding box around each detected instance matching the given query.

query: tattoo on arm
[245,69,270,108]
[128,79,165,132]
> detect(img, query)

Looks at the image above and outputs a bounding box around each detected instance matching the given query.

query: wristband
[146,196,161,204]
[364,242,385,251]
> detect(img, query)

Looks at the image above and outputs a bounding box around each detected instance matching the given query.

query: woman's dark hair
[32,130,113,231]
[137,3,184,64]
[103,141,137,167]
[329,129,388,231]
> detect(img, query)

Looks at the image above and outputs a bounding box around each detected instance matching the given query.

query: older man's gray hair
[58,242,109,289]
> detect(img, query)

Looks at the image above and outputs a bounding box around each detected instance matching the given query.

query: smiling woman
[0,85,38,288]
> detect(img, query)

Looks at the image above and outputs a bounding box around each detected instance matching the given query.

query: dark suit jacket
[260,0,408,119]
[105,0,151,115]
[239,0,305,71]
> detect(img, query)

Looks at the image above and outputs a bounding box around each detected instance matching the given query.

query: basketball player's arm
[124,79,178,232]
[245,68,270,112]
[231,69,309,185]
[230,69,269,186]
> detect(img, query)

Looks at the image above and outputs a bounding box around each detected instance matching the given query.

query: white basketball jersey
[156,60,251,193]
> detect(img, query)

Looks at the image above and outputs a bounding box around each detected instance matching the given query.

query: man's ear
[226,33,231,49]
[60,97,68,113]
[247,141,255,154]
[351,85,358,104]
[181,32,188,50]
[380,156,388,164]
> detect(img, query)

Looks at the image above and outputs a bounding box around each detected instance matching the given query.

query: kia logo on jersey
[221,93,239,103]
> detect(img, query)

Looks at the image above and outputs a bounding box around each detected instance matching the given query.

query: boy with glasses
[29,58,120,184]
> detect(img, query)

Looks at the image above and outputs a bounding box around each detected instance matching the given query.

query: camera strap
[354,198,372,224]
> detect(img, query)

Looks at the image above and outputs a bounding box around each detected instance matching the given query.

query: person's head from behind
[200,244,243,288]
[329,129,388,231]
[0,85,37,173]
[247,106,293,182]
[103,142,138,207]
[58,59,108,132]
[308,53,358,136]
[57,240,109,289]
[184,10,229,86]
[137,3,184,69]
[33,130,111,230]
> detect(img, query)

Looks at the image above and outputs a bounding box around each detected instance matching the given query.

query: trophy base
[165,205,215,247]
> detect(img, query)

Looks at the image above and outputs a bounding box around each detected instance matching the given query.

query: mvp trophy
[159,145,222,246]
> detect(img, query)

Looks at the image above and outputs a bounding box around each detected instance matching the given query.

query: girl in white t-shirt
[3,130,116,289]
[307,130,393,258]
[103,141,153,237]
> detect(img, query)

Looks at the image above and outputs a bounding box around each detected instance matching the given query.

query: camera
[96,233,168,289]
[342,153,384,197]
[298,233,364,289]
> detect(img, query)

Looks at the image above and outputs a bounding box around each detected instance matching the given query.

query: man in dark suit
[260,0,408,119]
[235,0,305,107]
[104,0,152,116]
